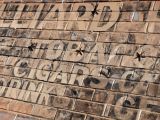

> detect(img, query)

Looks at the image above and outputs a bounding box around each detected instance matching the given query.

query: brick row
[1,55,160,83]
[1,29,160,46]
[0,70,159,101]
[0,96,160,120]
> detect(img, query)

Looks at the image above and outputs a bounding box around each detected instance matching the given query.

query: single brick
[74,100,104,115]
[8,100,33,114]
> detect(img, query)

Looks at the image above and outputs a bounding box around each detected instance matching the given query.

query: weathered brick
[148,22,160,33]
[116,22,148,32]
[32,105,57,119]
[64,86,80,98]
[72,3,94,12]
[100,66,136,80]
[70,31,98,42]
[109,43,138,56]
[147,83,160,97]
[63,51,91,63]
[112,80,148,95]
[56,61,74,73]
[55,110,85,120]
[147,34,160,45]
[41,83,66,96]
[121,1,152,11]
[89,22,116,32]
[1,11,16,19]
[120,11,147,22]
[71,63,101,76]
[0,56,8,65]
[0,110,16,120]
[93,90,108,103]
[8,100,33,114]
[86,115,110,120]
[121,56,156,69]
[79,87,94,100]
[0,97,11,109]
[147,11,160,22]
[154,1,160,10]
[20,12,36,20]
[98,32,128,43]
[28,30,41,39]
[49,96,74,110]
[104,92,127,106]
[74,100,104,115]
[154,58,160,73]
[139,96,160,113]
[139,111,160,120]
[67,21,89,31]
[83,76,114,90]
[140,72,160,83]
[66,41,81,51]
[105,105,138,120]
[39,30,51,39]
[6,57,40,68]
[15,115,39,120]
[50,30,71,40]
[43,49,64,60]
[0,0,159,119]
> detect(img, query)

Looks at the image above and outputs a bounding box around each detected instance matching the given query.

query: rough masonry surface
[0,0,160,120]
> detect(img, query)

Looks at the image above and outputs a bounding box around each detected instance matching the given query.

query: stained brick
[0,0,159,120]
[116,22,148,32]
[15,115,39,120]
[83,76,114,90]
[32,105,57,119]
[154,58,160,73]
[148,22,160,33]
[100,66,135,80]
[42,83,66,96]
[64,86,80,98]
[139,111,160,120]
[8,100,33,114]
[121,1,152,11]
[64,86,94,100]
[139,96,160,113]
[39,30,51,39]
[0,97,11,109]
[93,90,108,103]
[49,96,74,110]
[105,105,138,120]
[154,1,160,10]
[147,11,160,22]
[74,100,104,115]
[121,56,156,69]
[86,115,110,120]
[67,21,90,31]
[0,110,16,120]
[147,34,160,45]
[109,43,138,56]
[112,80,148,95]
[98,32,128,43]
[55,110,85,120]
[120,11,147,22]
[147,83,160,97]
[79,87,94,100]
[28,30,41,39]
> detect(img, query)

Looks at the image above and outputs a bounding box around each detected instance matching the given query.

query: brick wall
[0,0,159,120]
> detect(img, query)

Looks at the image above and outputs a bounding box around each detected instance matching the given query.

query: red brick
[9,100,33,114]
[74,100,104,115]
[32,105,57,119]
[0,110,16,120]
[0,97,11,109]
